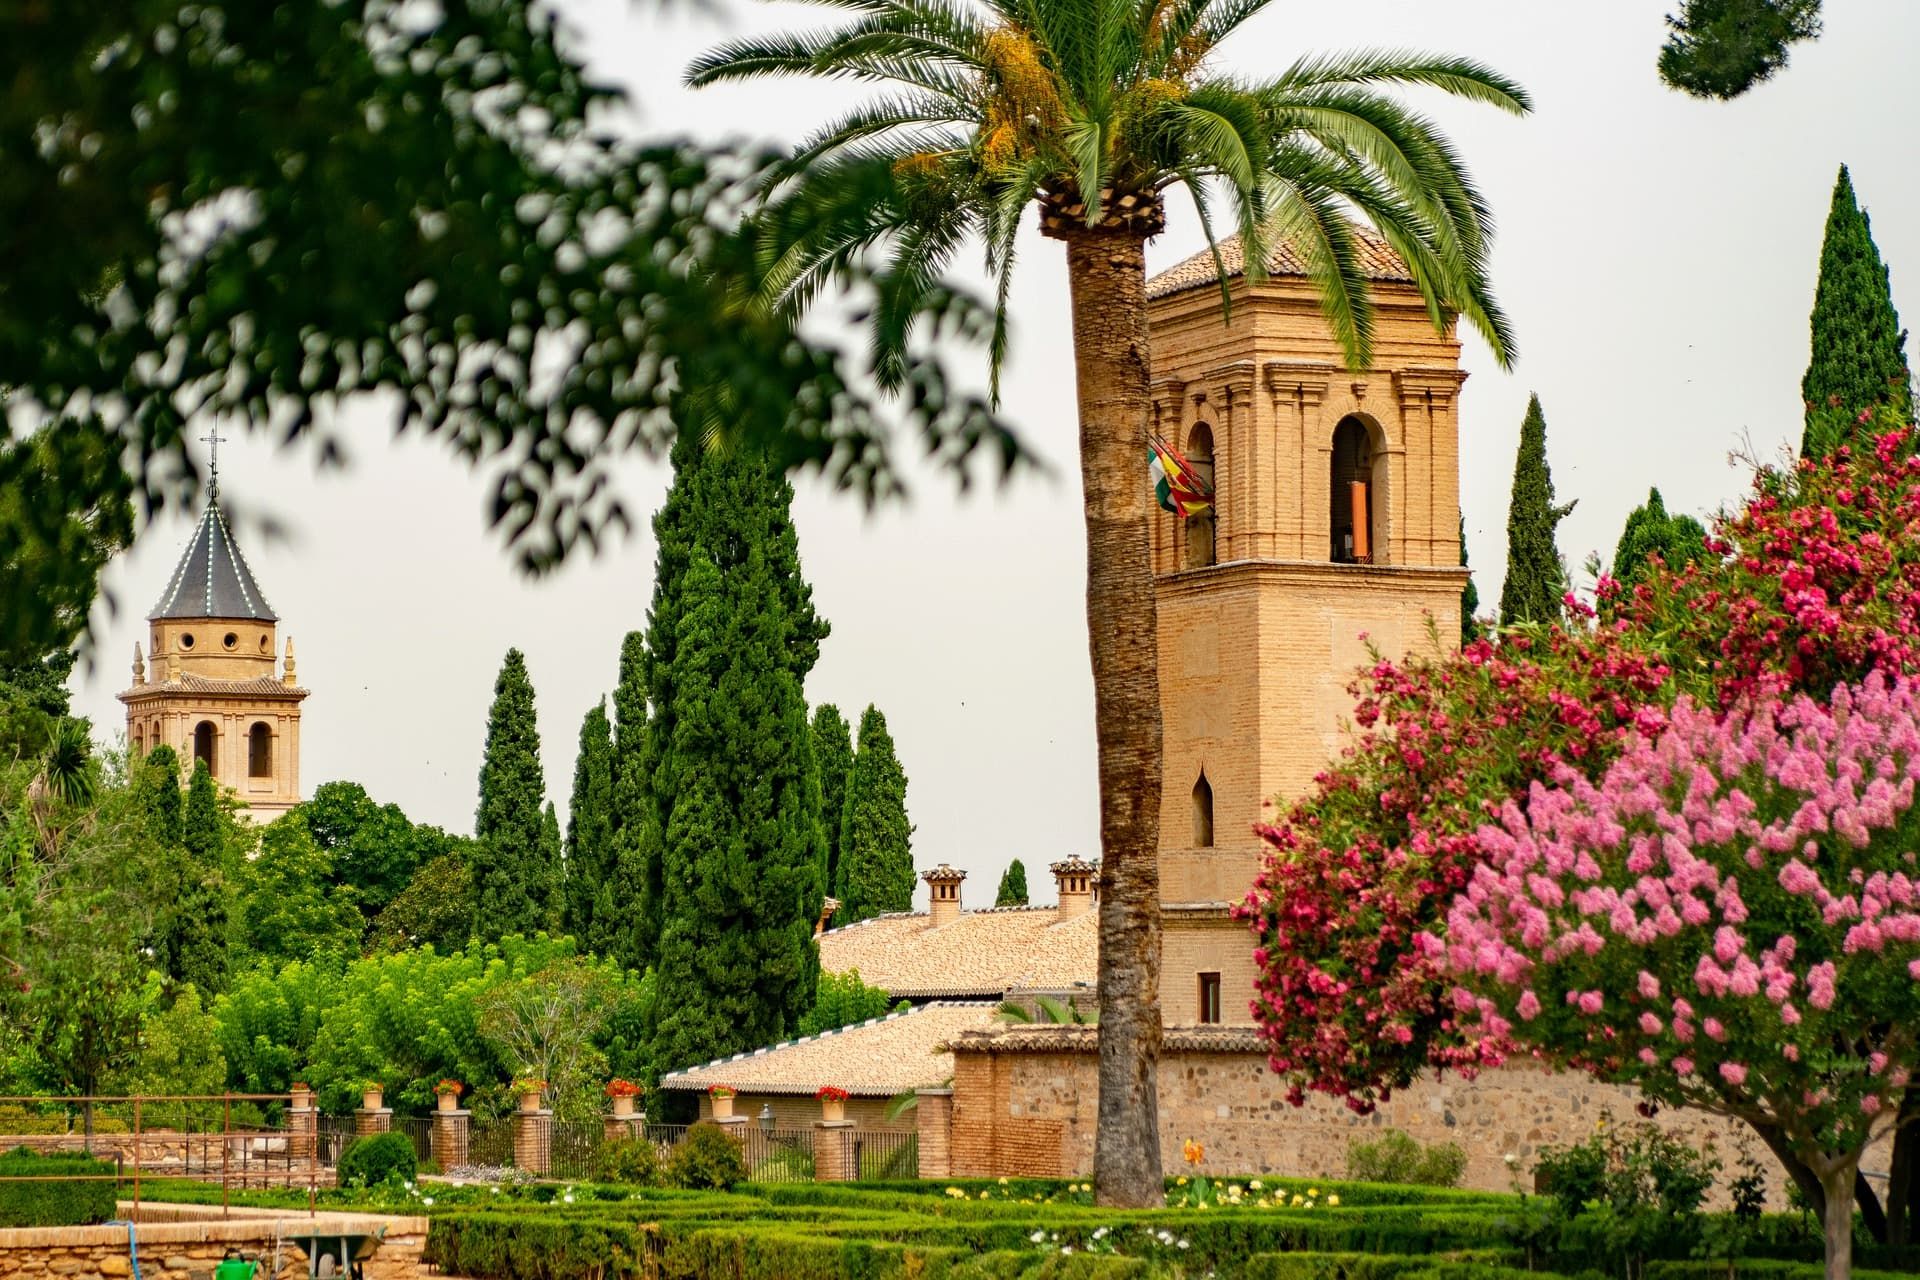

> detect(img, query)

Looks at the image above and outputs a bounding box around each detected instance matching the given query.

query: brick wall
[698,1094,907,1132]
[949,1035,1862,1208]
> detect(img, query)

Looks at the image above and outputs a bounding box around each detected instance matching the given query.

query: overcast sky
[73,0,1920,909]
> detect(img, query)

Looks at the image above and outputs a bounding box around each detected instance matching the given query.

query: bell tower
[1145,228,1469,1024]
[119,437,308,822]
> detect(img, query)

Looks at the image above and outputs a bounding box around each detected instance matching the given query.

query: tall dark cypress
[474,648,553,938]
[1458,515,1479,645]
[1498,394,1574,628]
[644,434,828,1080]
[609,631,652,970]
[1611,488,1708,590]
[174,759,229,994]
[836,705,914,923]
[1802,166,1912,458]
[810,705,855,895]
[139,744,183,845]
[564,699,617,953]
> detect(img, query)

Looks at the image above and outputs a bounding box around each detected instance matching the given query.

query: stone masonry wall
[0,1207,425,1280]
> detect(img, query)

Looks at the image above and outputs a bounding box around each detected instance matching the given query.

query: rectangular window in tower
[1197,972,1222,1025]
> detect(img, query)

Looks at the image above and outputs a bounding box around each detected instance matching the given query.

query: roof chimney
[921,864,966,928]
[1050,856,1097,922]
[815,896,841,938]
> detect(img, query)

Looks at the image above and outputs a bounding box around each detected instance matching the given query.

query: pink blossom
[1637,971,1661,1000]
[1719,1062,1748,1086]
[1517,990,1541,1020]
[1577,991,1604,1016]
[1638,1012,1663,1036]
[1673,1057,1695,1077]
[1783,1044,1800,1061]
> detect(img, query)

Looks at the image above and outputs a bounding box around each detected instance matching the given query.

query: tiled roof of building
[1146,223,1412,300]
[150,501,278,622]
[660,1001,1000,1097]
[122,674,306,699]
[948,1023,1266,1054]
[820,905,1098,998]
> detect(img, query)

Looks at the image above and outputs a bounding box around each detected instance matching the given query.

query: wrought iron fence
[741,1126,817,1183]
[852,1130,919,1180]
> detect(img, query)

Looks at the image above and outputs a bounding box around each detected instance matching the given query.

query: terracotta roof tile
[1147,223,1411,300]
[820,906,1098,998]
[660,1002,999,1097]
[122,675,308,699]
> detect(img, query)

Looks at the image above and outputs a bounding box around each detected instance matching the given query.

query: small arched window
[248,722,273,778]
[1184,423,1217,569]
[1331,417,1377,563]
[1192,772,1214,848]
[193,721,217,777]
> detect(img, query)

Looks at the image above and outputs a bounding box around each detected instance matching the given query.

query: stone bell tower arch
[1144,228,1470,1024]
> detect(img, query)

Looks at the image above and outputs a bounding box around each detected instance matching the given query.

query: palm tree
[691,0,1526,1206]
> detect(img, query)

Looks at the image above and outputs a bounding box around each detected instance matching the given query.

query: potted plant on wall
[361,1081,384,1112]
[435,1079,464,1114]
[816,1085,849,1125]
[515,1078,548,1113]
[708,1084,736,1120]
[290,1082,313,1110]
[605,1078,644,1118]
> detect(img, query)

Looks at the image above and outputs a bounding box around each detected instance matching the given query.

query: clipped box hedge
[0,1146,118,1227]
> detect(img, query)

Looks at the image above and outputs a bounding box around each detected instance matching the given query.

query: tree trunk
[1751,1116,1891,1244]
[1887,1092,1918,1247]
[1819,1155,1859,1280]
[1059,225,1164,1208]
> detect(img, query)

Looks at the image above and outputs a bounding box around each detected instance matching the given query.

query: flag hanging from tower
[1149,434,1213,518]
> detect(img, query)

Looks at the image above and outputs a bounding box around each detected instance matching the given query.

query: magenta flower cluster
[1427,672,1920,1148]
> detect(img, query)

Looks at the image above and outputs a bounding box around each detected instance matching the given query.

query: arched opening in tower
[1184,423,1216,569]
[1330,417,1379,563]
[1192,772,1214,848]
[193,721,217,778]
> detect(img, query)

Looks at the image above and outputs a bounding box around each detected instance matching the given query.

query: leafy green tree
[475,955,616,1123]
[239,815,365,967]
[995,859,1030,907]
[798,969,906,1037]
[1610,488,1709,592]
[810,705,855,895]
[564,700,618,955]
[0,423,135,666]
[1498,395,1574,627]
[371,851,478,955]
[3,4,1018,662]
[836,706,914,923]
[1459,517,1480,644]
[474,649,555,939]
[171,760,231,995]
[119,980,227,1128]
[212,958,337,1097]
[648,532,825,1083]
[301,782,433,918]
[609,632,653,971]
[1801,166,1912,459]
[1658,0,1823,99]
[692,0,1524,1206]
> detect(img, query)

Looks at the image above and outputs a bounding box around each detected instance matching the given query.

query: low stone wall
[0,1134,323,1188]
[948,1025,1883,1208]
[0,1206,426,1280]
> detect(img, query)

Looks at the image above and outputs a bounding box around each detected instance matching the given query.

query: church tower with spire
[119,439,308,821]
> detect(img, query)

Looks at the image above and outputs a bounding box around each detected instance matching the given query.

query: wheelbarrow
[281,1225,388,1279]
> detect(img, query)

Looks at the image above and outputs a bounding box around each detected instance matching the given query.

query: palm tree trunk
[1058,224,1164,1208]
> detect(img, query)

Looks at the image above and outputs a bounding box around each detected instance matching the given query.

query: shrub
[666,1122,748,1190]
[1345,1132,1468,1188]
[0,1147,117,1226]
[594,1136,663,1186]
[336,1131,417,1188]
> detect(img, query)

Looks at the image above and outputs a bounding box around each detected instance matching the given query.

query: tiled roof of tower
[121,674,307,699]
[660,1001,999,1096]
[819,905,1098,999]
[1146,224,1412,300]
[149,502,278,622]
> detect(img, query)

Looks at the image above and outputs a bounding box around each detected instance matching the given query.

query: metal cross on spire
[200,427,227,500]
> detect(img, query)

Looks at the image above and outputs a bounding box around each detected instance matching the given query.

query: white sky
[72,0,1920,910]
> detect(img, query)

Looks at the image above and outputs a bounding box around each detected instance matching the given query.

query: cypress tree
[811,704,855,894]
[1498,394,1575,627]
[644,433,828,1080]
[564,699,617,954]
[474,647,553,938]
[138,744,183,845]
[1459,515,1479,644]
[837,705,914,923]
[1802,166,1912,458]
[648,542,825,1078]
[995,859,1030,907]
[539,800,562,927]
[173,759,229,994]
[1611,488,1709,590]
[609,631,652,970]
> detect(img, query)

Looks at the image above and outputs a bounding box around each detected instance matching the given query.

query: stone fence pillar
[432,1109,470,1170]
[604,1114,644,1145]
[354,1106,392,1138]
[713,1114,749,1145]
[513,1107,552,1176]
[813,1121,855,1182]
[287,1102,318,1162]
[915,1088,954,1180]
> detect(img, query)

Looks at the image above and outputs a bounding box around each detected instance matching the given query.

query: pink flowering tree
[1429,673,1920,1279]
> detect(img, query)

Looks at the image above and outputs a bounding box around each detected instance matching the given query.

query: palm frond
[1192,0,1285,49]
[1267,49,1531,114]
[1256,156,1377,368]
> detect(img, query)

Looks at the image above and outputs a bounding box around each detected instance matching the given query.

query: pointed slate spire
[148,501,278,621]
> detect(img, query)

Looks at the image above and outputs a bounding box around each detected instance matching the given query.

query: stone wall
[947,1026,1873,1208]
[0,1134,322,1189]
[0,1206,425,1280]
